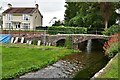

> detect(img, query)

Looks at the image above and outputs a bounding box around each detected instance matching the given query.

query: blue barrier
[0,34,11,43]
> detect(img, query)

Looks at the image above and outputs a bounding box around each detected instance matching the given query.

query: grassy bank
[97,54,118,78]
[1,44,75,79]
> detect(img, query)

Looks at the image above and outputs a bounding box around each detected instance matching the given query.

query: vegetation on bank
[65,36,73,49]
[48,26,87,35]
[97,54,118,78]
[103,33,120,58]
[103,25,120,36]
[100,33,119,78]
[1,44,75,79]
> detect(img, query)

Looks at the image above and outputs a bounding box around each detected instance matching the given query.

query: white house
[2,4,43,30]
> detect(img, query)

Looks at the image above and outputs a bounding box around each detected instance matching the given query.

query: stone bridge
[40,34,110,49]
[12,34,110,49]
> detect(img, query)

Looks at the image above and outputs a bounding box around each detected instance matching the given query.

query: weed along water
[62,39,109,79]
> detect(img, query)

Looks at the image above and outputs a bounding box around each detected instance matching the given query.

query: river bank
[19,51,109,79]
[1,44,75,79]
[17,39,110,79]
[91,53,118,79]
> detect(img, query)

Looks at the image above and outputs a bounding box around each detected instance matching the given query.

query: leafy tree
[100,2,112,30]
[52,20,64,26]
[64,2,80,26]
[100,2,120,29]
[64,2,120,30]
[67,2,103,31]
[68,15,83,27]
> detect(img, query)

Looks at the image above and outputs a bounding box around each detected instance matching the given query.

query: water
[74,39,109,79]
[63,39,109,79]
[86,39,92,53]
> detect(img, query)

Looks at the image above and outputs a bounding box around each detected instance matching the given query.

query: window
[6,14,12,20]
[15,23,20,29]
[6,23,12,29]
[22,23,30,30]
[23,14,30,21]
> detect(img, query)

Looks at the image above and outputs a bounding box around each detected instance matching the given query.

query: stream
[20,39,109,79]
[63,39,109,79]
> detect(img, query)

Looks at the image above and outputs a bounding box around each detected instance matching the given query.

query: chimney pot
[35,4,39,9]
[8,3,12,8]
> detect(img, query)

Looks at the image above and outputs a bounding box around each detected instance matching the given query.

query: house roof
[2,7,36,14]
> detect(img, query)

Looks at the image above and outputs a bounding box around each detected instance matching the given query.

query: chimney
[35,4,39,9]
[8,3,12,8]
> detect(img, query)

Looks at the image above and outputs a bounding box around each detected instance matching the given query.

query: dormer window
[23,14,30,21]
[6,14,12,20]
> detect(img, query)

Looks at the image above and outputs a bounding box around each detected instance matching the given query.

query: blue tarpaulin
[0,34,11,43]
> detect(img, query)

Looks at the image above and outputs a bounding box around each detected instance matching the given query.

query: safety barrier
[0,34,11,43]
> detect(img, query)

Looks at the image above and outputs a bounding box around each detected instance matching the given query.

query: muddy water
[62,39,109,79]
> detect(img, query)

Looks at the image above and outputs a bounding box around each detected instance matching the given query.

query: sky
[0,0,66,26]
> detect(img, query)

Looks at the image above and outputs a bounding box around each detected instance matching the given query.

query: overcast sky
[0,0,66,26]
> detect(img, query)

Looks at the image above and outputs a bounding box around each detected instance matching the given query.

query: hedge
[47,26,87,35]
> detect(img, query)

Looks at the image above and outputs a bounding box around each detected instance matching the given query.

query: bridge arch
[52,37,66,46]
[77,38,107,51]
[56,39,66,46]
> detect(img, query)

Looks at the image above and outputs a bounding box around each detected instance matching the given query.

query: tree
[67,2,103,30]
[100,2,120,29]
[52,20,64,26]
[100,2,112,30]
[64,2,80,26]
[64,2,120,30]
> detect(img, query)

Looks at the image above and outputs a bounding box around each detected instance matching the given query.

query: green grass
[1,44,75,79]
[97,54,118,78]
[0,45,2,80]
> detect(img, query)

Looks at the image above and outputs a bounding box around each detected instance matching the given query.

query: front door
[15,23,20,30]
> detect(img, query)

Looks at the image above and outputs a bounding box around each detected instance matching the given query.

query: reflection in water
[63,39,109,79]
[56,39,109,79]
[86,39,92,53]
[73,39,109,79]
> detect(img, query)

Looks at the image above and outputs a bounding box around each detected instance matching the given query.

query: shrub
[103,25,120,35]
[32,39,38,45]
[103,33,120,58]
[106,43,120,58]
[65,36,73,49]
[47,26,87,35]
